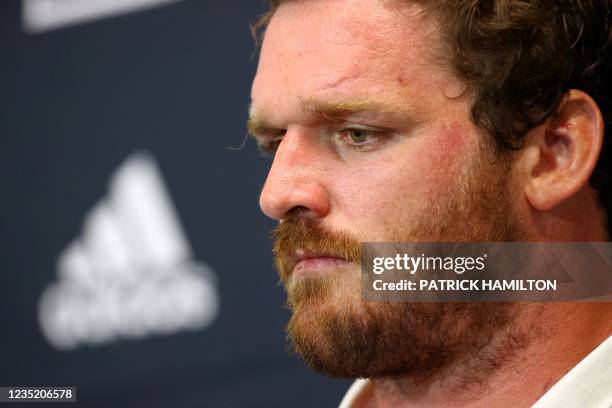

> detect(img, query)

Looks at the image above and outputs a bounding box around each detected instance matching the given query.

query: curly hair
[252,0,612,235]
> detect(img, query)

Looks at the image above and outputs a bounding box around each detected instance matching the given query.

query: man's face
[250,0,520,378]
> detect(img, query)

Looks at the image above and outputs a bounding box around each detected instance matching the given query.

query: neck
[368,302,612,408]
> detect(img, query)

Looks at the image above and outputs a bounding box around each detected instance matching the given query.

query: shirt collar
[532,335,612,408]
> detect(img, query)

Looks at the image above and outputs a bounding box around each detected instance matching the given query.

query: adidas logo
[23,0,186,33]
[38,152,219,350]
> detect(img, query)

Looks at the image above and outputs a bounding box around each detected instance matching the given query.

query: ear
[522,89,604,211]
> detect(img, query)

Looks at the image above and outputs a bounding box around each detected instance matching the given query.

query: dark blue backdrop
[0,1,351,406]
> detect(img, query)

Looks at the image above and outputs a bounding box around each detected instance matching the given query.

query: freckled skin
[252,0,481,242]
[250,1,612,407]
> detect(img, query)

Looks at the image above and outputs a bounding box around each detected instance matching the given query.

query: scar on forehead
[317,69,362,92]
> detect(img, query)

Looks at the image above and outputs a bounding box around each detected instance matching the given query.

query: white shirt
[339,336,612,408]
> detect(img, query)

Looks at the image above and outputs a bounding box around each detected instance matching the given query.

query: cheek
[419,121,471,186]
[329,121,471,233]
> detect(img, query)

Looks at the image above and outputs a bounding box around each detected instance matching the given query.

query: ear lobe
[524,89,604,211]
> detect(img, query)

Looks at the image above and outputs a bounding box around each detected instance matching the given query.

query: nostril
[284,206,313,220]
[288,206,310,216]
[259,182,331,221]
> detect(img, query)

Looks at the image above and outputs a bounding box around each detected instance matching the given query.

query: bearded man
[247,1,612,406]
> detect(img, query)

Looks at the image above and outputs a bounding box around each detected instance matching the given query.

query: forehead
[251,0,450,120]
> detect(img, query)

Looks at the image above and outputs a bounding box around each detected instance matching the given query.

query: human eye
[335,126,388,151]
[255,130,286,156]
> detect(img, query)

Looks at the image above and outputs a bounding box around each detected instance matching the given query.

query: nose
[259,129,331,221]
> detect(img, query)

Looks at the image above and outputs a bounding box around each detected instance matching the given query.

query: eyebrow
[246,110,272,138]
[298,97,413,120]
[247,97,417,138]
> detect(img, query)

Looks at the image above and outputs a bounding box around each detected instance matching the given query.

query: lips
[291,249,352,278]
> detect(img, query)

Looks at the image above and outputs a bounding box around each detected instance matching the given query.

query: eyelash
[257,131,286,156]
[336,128,385,150]
[255,127,386,155]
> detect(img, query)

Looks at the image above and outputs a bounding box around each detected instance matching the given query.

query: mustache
[272,217,362,285]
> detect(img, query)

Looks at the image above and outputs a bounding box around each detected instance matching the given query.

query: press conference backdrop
[0,0,351,406]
